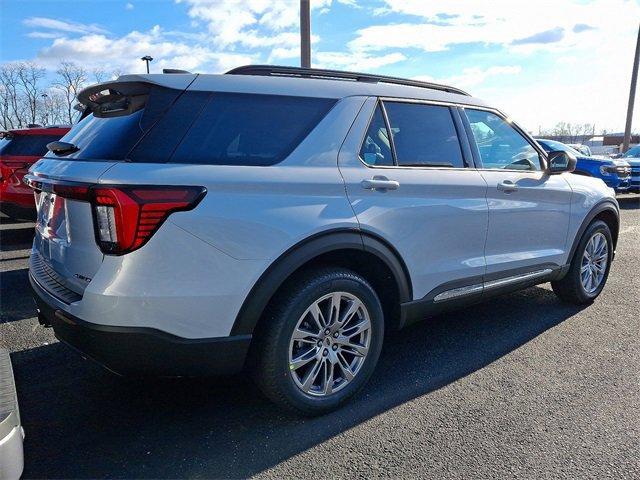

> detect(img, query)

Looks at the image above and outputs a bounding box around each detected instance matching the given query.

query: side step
[0,349,24,480]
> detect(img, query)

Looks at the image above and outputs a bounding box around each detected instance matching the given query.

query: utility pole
[622,23,640,153]
[300,0,311,68]
[141,55,153,74]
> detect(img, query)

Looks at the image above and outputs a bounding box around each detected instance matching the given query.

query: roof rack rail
[226,65,470,96]
[163,68,192,74]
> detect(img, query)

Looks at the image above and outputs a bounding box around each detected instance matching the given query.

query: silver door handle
[361,177,400,191]
[497,180,518,193]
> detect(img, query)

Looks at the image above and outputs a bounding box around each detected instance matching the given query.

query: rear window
[132,92,336,165]
[1,134,62,157]
[47,86,181,161]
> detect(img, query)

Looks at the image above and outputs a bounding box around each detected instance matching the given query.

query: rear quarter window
[165,92,336,166]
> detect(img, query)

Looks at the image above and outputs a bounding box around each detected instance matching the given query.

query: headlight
[600,165,616,176]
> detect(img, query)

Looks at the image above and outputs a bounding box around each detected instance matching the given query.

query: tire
[251,267,385,416]
[552,220,613,304]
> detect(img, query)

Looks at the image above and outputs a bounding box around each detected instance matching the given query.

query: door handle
[497,180,518,193]
[361,176,400,191]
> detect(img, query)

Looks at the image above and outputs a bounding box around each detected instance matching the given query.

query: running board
[0,349,24,480]
[433,269,553,303]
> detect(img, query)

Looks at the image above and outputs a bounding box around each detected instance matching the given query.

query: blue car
[536,139,631,192]
[620,145,640,192]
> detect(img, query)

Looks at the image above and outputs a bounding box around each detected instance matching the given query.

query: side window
[465,109,542,171]
[359,104,393,166]
[169,93,335,166]
[383,102,465,168]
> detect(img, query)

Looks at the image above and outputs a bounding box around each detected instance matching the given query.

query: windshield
[536,139,582,156]
[623,145,640,157]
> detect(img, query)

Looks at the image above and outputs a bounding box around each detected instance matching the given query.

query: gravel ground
[1,195,639,479]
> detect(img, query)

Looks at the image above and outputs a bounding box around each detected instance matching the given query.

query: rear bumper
[30,274,252,377]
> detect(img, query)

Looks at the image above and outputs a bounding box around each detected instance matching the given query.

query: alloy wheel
[288,292,371,397]
[580,232,608,294]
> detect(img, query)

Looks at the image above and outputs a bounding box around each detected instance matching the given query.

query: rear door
[461,107,572,278]
[338,97,489,302]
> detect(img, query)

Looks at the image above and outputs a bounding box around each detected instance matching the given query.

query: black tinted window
[359,104,393,166]
[383,102,464,168]
[47,86,181,161]
[129,91,209,163]
[169,93,335,166]
[1,135,62,156]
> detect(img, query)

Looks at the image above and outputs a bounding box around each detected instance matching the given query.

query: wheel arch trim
[567,200,619,263]
[230,228,413,335]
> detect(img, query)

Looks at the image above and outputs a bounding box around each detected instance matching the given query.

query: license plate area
[36,192,68,241]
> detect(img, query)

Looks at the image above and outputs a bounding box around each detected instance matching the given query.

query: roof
[112,70,490,108]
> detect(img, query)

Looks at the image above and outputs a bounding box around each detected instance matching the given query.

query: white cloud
[23,17,108,35]
[177,0,352,54]
[125,3,134,10]
[315,51,407,71]
[414,65,522,90]
[33,25,256,74]
[353,0,639,54]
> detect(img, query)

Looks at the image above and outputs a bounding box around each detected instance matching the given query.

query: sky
[1,0,639,133]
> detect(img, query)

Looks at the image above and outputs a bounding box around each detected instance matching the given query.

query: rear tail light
[24,175,206,255]
[90,186,206,254]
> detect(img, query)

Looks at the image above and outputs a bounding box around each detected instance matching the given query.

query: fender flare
[230,229,412,335]
[567,200,619,263]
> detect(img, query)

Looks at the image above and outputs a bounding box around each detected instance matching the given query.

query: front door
[462,108,573,278]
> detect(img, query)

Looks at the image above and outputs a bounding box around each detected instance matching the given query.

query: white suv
[27,66,619,415]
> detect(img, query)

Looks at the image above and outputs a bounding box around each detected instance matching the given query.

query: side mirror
[548,150,576,174]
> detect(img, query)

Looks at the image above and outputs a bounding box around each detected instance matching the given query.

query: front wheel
[252,268,384,416]
[552,220,613,304]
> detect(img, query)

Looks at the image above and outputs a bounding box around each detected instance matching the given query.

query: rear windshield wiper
[47,141,79,156]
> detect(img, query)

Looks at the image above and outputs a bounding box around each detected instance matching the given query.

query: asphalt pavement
[1,195,639,479]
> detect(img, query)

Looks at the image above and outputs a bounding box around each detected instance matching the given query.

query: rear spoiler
[77,74,198,118]
[77,81,152,118]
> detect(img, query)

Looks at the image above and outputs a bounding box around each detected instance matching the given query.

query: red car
[0,125,70,220]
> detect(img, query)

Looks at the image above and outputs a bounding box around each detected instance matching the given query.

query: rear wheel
[252,268,384,416]
[552,220,613,304]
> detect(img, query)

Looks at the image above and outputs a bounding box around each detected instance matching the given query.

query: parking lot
[0,195,638,479]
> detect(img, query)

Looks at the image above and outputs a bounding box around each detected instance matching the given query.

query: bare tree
[0,64,24,129]
[16,62,46,125]
[92,68,107,84]
[55,61,87,124]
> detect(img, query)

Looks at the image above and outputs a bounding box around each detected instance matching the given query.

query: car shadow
[13,285,586,479]
[0,221,35,252]
[0,268,33,324]
[617,195,639,210]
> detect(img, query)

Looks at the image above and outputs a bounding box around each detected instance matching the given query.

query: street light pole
[622,23,640,153]
[41,93,48,126]
[300,0,311,68]
[141,55,153,74]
